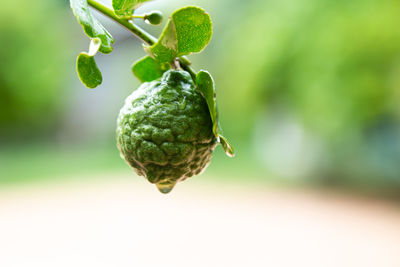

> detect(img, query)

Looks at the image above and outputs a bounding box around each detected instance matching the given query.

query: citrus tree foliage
[70,0,114,53]
[112,0,152,17]
[131,56,168,83]
[144,7,212,63]
[196,70,234,157]
[76,38,103,88]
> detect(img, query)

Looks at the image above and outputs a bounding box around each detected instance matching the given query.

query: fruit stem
[87,0,197,80]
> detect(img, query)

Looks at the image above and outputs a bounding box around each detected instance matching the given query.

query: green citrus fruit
[116,70,217,193]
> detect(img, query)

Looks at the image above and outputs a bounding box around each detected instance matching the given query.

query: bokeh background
[1,0,400,266]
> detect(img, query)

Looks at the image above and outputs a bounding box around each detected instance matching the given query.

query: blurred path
[0,173,400,267]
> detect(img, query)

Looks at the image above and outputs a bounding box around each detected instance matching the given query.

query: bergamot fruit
[116,70,217,193]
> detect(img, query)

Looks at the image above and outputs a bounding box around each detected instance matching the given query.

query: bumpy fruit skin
[116,70,217,193]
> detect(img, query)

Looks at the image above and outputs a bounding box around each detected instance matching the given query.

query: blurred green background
[1,0,400,195]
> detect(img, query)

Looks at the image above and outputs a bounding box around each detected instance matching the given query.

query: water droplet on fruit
[156,182,176,194]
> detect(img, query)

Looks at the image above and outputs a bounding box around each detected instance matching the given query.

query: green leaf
[70,0,114,54]
[196,70,235,157]
[196,70,218,135]
[131,56,169,82]
[145,6,212,63]
[112,0,152,17]
[77,52,102,88]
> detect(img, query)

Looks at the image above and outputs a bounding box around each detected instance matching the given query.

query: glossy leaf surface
[131,56,168,82]
[77,52,102,88]
[145,6,212,63]
[112,0,152,17]
[196,70,235,157]
[70,0,114,54]
[196,70,217,135]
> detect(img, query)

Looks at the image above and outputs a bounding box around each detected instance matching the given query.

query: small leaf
[196,70,235,157]
[70,0,114,54]
[145,6,212,63]
[77,52,102,88]
[196,70,217,135]
[112,0,152,17]
[131,56,169,82]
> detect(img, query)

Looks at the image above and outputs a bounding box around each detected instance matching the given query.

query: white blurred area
[1,173,400,267]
